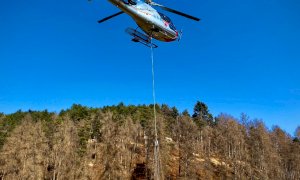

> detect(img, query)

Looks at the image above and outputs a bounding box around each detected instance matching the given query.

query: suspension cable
[150,38,160,180]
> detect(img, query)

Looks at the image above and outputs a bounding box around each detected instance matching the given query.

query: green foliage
[28,110,54,122]
[293,137,300,143]
[91,113,102,140]
[43,121,56,149]
[0,104,300,179]
[161,104,179,119]
[59,109,66,116]
[0,123,6,149]
[192,101,214,127]
[66,104,90,122]
[161,104,179,134]
[0,110,26,149]
[136,105,153,128]
[103,103,154,128]
[5,110,26,126]
[182,109,190,117]
[78,125,91,156]
[295,126,300,139]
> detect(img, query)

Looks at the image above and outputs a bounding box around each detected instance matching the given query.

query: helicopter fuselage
[108,0,178,42]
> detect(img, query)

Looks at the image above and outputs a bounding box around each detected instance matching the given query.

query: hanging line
[150,37,160,180]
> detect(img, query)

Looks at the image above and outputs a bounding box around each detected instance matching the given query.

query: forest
[0,101,299,180]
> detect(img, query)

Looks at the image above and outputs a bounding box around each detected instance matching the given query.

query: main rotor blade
[161,7,200,21]
[98,11,124,23]
[151,3,200,21]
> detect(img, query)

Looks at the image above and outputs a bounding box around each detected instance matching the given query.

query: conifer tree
[192,101,213,127]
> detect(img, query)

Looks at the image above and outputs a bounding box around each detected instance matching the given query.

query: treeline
[0,102,299,179]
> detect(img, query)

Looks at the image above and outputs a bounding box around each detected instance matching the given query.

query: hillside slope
[0,103,299,179]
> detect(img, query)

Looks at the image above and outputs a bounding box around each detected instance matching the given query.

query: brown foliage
[0,106,299,180]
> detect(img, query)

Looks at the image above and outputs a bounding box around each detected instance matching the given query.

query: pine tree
[192,101,213,127]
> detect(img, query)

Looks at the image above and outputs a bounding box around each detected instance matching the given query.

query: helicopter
[95,0,200,48]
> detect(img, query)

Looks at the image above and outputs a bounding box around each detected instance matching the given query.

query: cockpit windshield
[135,0,143,4]
[125,0,143,5]
[158,12,176,31]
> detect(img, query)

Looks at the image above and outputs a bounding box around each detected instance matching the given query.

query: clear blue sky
[1,0,299,135]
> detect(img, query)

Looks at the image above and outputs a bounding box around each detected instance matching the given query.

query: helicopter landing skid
[125,28,158,48]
